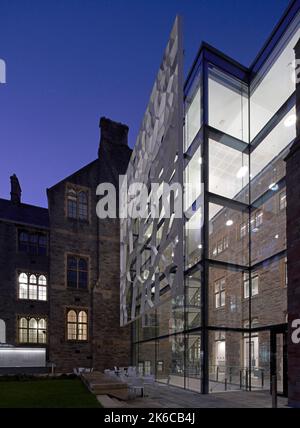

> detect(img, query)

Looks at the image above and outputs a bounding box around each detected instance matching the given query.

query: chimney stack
[10,174,22,204]
[98,117,129,157]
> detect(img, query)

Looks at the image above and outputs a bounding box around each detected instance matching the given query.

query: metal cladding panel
[120,17,184,326]
[0,347,46,368]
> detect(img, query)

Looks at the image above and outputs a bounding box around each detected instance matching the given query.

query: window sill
[66,287,89,292]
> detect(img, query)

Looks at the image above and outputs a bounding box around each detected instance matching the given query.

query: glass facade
[128,3,298,397]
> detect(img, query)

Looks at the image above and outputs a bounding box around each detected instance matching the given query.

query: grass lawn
[0,379,102,408]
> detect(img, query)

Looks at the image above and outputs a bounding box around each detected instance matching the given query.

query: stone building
[0,117,131,373]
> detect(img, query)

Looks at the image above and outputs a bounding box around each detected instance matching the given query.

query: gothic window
[18,317,47,344]
[18,230,48,255]
[67,309,88,341]
[18,273,48,301]
[66,186,89,221]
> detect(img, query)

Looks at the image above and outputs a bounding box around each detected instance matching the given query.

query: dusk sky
[0,0,290,207]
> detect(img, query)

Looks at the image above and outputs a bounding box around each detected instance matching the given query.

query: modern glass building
[121,0,300,398]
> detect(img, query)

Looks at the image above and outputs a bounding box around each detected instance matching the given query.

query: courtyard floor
[98,382,289,409]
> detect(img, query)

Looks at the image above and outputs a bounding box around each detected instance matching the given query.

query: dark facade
[0,118,131,373]
[286,39,300,409]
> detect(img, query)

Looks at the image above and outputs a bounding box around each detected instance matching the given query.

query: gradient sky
[0,0,290,207]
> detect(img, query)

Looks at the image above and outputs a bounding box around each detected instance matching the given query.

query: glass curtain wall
[132,7,297,395]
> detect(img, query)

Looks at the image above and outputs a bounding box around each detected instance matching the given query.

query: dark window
[67,256,88,289]
[18,230,48,256]
[67,187,89,221]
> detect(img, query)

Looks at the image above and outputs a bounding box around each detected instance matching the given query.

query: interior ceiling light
[284,114,297,128]
[236,165,249,179]
[226,220,234,227]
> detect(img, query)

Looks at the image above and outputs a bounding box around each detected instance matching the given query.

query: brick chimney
[10,174,22,204]
[98,117,129,156]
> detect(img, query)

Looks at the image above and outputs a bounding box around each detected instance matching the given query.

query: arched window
[67,186,89,221]
[67,188,77,219]
[18,272,48,301]
[67,309,88,341]
[29,275,37,300]
[19,318,28,343]
[19,273,28,299]
[18,317,47,344]
[38,275,47,301]
[0,319,6,344]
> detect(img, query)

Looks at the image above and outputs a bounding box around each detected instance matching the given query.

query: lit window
[18,317,47,344]
[251,211,263,230]
[67,187,89,221]
[217,240,223,254]
[67,256,88,289]
[67,309,88,341]
[280,191,287,211]
[244,273,259,299]
[144,361,151,376]
[18,230,48,255]
[215,279,226,309]
[240,223,247,239]
[284,258,288,288]
[18,273,48,301]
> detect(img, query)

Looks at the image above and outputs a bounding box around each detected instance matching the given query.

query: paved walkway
[98,382,289,408]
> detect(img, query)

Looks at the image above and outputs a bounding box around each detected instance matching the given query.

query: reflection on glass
[157,335,185,388]
[250,108,296,202]
[184,147,202,211]
[209,66,249,142]
[251,258,287,327]
[186,270,201,329]
[251,190,287,264]
[250,11,300,139]
[185,78,201,151]
[186,334,201,392]
[209,265,249,329]
[185,208,202,269]
[209,203,249,267]
[209,138,249,203]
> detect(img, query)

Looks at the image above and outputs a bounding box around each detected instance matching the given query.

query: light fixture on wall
[269,182,279,191]
[226,220,234,227]
[284,114,297,128]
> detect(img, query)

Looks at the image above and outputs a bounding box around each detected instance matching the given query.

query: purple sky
[0,0,290,207]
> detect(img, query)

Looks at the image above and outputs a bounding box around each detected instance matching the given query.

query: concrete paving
[98,382,289,408]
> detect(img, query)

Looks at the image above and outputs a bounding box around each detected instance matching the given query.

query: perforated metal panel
[120,17,184,326]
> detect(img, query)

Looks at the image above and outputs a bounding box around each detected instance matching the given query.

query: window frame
[66,184,90,222]
[18,229,48,256]
[66,308,89,342]
[17,271,48,302]
[214,278,226,309]
[243,273,259,299]
[18,316,47,344]
[66,254,89,290]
